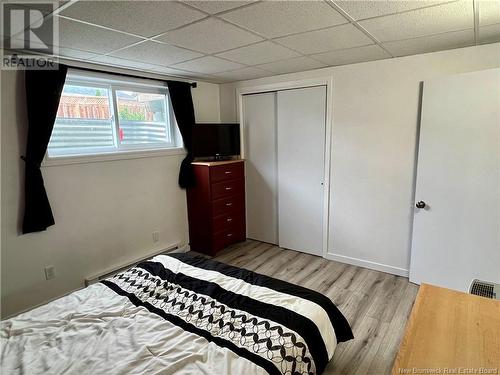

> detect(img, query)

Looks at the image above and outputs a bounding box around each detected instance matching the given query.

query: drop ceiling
[3,0,500,83]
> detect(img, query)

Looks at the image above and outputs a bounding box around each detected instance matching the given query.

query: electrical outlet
[44,265,55,280]
[152,231,160,243]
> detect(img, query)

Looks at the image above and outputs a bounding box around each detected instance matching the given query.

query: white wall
[0,67,220,318]
[192,81,221,124]
[220,43,500,276]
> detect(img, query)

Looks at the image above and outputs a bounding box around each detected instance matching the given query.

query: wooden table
[392,283,500,374]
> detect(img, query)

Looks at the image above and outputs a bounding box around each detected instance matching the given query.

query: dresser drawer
[210,162,244,183]
[212,195,244,217]
[213,212,244,234]
[212,223,245,251]
[212,178,244,200]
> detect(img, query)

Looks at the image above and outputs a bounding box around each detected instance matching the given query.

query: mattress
[1,252,353,374]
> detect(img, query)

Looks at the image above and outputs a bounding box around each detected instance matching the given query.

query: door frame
[237,76,334,258]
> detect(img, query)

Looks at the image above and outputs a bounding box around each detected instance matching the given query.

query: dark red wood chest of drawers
[186,160,246,256]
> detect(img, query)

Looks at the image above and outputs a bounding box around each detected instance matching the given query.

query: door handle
[416,201,426,209]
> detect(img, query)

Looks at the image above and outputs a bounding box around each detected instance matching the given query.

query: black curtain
[22,64,68,234]
[167,80,196,189]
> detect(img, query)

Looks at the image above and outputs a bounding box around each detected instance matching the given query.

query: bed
[1,252,353,374]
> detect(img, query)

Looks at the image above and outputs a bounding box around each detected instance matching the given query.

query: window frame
[112,84,175,151]
[44,69,184,167]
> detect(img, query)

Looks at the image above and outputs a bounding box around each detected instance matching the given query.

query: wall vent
[469,279,499,299]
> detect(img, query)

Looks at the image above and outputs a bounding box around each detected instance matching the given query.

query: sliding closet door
[243,92,278,244]
[277,86,326,256]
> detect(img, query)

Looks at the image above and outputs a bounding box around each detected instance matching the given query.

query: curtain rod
[63,63,197,88]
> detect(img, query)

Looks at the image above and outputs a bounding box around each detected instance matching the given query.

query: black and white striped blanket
[102,253,353,375]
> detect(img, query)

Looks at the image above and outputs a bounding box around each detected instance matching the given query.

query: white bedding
[1,282,263,375]
[1,253,353,374]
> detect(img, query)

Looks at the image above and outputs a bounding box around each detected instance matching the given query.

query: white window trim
[42,146,186,167]
[44,68,184,166]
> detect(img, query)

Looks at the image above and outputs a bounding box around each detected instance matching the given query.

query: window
[47,70,180,159]
[115,90,170,145]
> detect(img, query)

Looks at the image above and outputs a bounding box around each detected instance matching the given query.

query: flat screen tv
[192,123,240,160]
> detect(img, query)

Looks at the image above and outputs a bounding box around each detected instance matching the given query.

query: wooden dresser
[186,159,246,256]
[392,283,500,374]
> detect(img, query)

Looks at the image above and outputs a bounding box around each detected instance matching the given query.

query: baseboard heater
[85,242,185,286]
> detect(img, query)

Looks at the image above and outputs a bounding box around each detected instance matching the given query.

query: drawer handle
[227,233,233,237]
[226,202,233,206]
[225,187,232,191]
[226,218,233,222]
[224,171,232,175]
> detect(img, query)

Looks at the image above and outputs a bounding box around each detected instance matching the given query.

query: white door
[410,68,500,292]
[277,86,326,256]
[243,92,278,244]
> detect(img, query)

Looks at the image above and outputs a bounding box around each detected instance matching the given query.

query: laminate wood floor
[208,239,419,375]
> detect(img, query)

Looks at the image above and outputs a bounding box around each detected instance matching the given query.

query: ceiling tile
[359,1,473,42]
[148,65,219,81]
[216,41,300,65]
[334,0,448,21]
[162,70,218,81]
[3,33,99,60]
[5,3,52,30]
[383,29,474,57]
[2,31,45,51]
[479,23,500,43]
[155,18,262,54]
[256,56,326,74]
[144,65,219,81]
[2,2,71,39]
[479,1,500,26]
[110,41,202,66]
[312,45,390,66]
[275,24,373,55]
[220,1,347,38]
[171,56,245,74]
[56,46,99,60]
[60,1,206,37]
[56,18,143,54]
[87,55,170,71]
[213,67,272,82]
[146,65,195,76]
[184,1,256,14]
